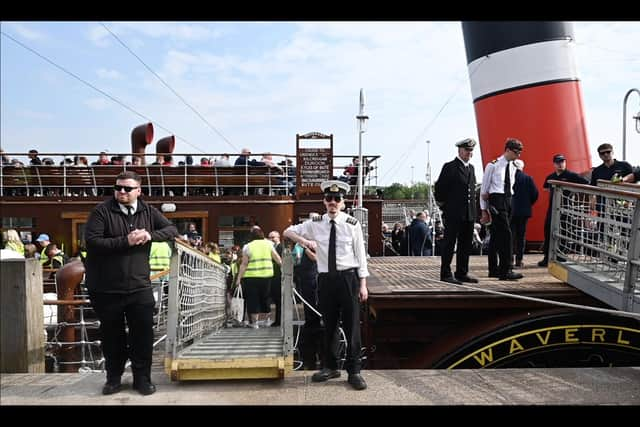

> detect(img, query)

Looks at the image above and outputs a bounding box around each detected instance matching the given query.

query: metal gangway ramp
[164,240,294,381]
[547,179,640,314]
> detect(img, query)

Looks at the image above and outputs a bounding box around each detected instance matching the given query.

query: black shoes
[311,368,341,382]
[454,274,479,283]
[440,276,462,285]
[133,378,157,396]
[537,259,548,267]
[499,271,523,281]
[102,379,122,395]
[347,373,367,390]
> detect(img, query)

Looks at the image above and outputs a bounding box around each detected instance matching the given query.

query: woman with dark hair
[235,226,282,328]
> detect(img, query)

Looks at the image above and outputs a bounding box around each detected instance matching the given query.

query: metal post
[622,88,640,161]
[356,89,369,209]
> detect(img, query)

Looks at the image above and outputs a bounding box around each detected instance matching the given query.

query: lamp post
[622,88,640,161]
[356,88,369,208]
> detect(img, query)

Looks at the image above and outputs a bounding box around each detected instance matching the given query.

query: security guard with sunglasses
[85,171,178,397]
[283,180,369,390]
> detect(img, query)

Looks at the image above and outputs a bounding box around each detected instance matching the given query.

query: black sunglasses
[324,195,343,202]
[114,184,138,193]
[599,150,612,155]
[463,147,474,152]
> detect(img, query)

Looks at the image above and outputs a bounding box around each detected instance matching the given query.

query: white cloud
[16,108,54,120]
[4,22,45,40]
[84,97,111,110]
[96,68,123,80]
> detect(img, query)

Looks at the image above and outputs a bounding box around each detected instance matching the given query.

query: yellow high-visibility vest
[243,240,274,278]
[149,241,171,271]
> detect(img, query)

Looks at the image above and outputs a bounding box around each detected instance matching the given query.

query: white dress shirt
[285,211,369,278]
[118,200,138,215]
[480,154,516,210]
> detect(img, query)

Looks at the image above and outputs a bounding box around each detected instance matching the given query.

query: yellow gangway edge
[548,261,568,283]
[165,356,294,381]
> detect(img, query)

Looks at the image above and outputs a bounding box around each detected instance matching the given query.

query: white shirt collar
[118,200,138,214]
[456,156,470,167]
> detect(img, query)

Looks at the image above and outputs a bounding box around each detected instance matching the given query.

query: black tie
[127,206,134,230]
[329,219,337,274]
[504,162,512,197]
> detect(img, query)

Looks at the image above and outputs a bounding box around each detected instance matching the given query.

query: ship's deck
[367,254,571,295]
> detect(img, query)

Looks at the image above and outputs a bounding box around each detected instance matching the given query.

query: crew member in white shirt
[283,180,368,390]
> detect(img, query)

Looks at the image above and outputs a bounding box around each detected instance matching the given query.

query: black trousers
[318,270,362,374]
[89,288,155,382]
[440,214,474,279]
[510,215,530,263]
[488,194,513,276]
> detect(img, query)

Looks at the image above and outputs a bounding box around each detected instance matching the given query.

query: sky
[1,21,639,186]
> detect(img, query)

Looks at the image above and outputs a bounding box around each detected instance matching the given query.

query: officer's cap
[320,180,350,197]
[455,138,477,149]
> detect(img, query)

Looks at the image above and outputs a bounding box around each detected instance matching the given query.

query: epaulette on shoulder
[345,216,358,226]
[311,214,322,222]
[491,159,498,164]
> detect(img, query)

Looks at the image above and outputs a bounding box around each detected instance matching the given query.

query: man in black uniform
[590,143,633,186]
[434,138,478,284]
[480,138,523,281]
[85,171,178,396]
[283,180,369,390]
[537,154,589,267]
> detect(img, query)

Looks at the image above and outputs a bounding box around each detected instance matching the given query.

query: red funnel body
[462,22,591,243]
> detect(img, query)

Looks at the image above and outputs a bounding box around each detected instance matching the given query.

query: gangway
[546,179,640,314]
[164,240,294,380]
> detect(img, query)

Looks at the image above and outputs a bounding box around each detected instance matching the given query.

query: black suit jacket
[434,157,477,222]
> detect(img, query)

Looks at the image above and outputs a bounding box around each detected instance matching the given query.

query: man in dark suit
[434,138,478,284]
[510,159,538,267]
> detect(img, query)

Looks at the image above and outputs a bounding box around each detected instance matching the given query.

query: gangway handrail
[548,179,640,314]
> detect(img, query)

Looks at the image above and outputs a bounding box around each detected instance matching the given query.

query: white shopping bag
[229,284,244,323]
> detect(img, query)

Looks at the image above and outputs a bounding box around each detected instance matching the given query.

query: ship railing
[547,179,640,313]
[165,240,229,358]
[332,154,380,197]
[165,239,294,377]
[0,152,298,198]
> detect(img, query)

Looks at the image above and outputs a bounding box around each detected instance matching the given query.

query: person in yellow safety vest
[43,243,69,269]
[4,229,25,256]
[36,233,51,264]
[206,242,222,263]
[235,226,282,329]
[149,241,172,272]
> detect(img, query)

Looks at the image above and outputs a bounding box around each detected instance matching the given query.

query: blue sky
[1,21,639,185]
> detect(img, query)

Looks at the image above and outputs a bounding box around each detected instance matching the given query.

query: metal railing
[548,179,640,313]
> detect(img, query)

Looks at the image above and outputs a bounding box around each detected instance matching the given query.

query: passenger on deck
[234,148,264,167]
[214,154,231,167]
[284,180,369,390]
[28,149,42,166]
[92,151,111,166]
